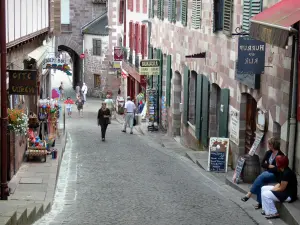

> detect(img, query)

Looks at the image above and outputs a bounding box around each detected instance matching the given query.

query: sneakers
[102,138,105,141]
[122,130,126,133]
[130,132,133,134]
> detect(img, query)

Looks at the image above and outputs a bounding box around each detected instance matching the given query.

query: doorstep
[225,175,300,225]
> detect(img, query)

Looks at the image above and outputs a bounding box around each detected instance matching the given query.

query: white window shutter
[192,0,202,29]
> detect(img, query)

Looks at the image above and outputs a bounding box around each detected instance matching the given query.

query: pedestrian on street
[65,97,73,117]
[81,83,88,102]
[122,96,136,134]
[75,83,81,99]
[59,82,64,100]
[104,94,114,121]
[97,102,111,141]
[75,96,84,117]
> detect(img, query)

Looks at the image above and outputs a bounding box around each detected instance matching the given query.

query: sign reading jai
[8,70,37,95]
[139,59,160,76]
[207,137,230,173]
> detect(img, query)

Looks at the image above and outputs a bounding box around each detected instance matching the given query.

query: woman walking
[97,102,111,141]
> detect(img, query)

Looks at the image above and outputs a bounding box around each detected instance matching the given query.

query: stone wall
[150,0,292,166]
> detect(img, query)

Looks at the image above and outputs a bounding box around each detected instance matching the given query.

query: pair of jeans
[123,113,134,132]
[101,123,108,139]
[250,171,277,204]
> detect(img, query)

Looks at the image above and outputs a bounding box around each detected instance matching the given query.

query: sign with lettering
[8,70,37,95]
[207,137,230,173]
[229,106,239,145]
[139,59,160,76]
[248,131,264,156]
[233,157,246,184]
[114,47,123,61]
[235,37,265,89]
[42,58,72,76]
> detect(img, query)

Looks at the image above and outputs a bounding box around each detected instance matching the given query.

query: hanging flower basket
[7,109,29,136]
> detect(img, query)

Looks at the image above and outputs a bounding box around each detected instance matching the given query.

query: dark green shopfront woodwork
[218,88,230,138]
[183,66,189,126]
[200,76,210,147]
[195,74,203,140]
[166,55,171,107]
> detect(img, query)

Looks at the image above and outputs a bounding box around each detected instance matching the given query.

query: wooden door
[245,95,257,153]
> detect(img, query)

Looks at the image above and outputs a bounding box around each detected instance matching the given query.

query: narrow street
[33,80,258,225]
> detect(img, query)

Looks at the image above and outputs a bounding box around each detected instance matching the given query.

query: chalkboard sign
[210,151,226,172]
[248,131,264,156]
[207,137,230,173]
[233,157,246,184]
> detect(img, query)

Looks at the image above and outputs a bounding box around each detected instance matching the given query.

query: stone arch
[56,36,82,56]
[170,70,182,136]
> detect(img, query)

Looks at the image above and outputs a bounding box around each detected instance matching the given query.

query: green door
[195,74,203,140]
[183,66,189,126]
[218,88,230,137]
[166,55,171,107]
[201,76,210,147]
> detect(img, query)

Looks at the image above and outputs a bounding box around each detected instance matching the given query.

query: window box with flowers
[7,109,29,136]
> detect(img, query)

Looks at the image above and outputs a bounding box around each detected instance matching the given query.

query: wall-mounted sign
[229,106,239,145]
[8,70,37,95]
[207,137,230,173]
[235,37,266,89]
[139,59,160,76]
[248,131,264,156]
[42,58,72,76]
[257,109,266,131]
[114,47,123,61]
[80,53,85,59]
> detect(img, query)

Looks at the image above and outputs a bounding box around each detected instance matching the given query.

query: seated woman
[241,137,284,209]
[261,155,298,219]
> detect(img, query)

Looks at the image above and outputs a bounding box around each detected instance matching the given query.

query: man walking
[59,82,64,100]
[81,83,88,102]
[122,96,136,134]
[97,102,111,141]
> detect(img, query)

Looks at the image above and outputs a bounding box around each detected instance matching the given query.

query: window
[129,21,134,49]
[92,39,102,56]
[61,0,70,24]
[213,0,223,31]
[157,0,164,19]
[141,25,147,58]
[135,23,140,53]
[181,0,187,26]
[242,0,262,33]
[192,0,202,29]
[94,74,101,88]
[188,72,197,125]
[213,0,234,36]
[119,0,125,24]
[168,0,176,23]
[136,0,140,12]
[128,0,133,11]
[143,0,147,14]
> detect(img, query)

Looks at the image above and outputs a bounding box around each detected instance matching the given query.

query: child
[66,97,72,117]
[75,96,84,117]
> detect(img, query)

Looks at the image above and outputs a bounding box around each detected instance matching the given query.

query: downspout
[288,31,299,171]
[0,0,9,199]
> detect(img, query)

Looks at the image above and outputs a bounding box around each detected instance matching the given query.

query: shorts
[66,108,72,113]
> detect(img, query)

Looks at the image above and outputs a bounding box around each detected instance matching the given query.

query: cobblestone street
[31,97,262,225]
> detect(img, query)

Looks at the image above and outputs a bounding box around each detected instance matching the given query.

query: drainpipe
[288,32,299,171]
[0,0,9,200]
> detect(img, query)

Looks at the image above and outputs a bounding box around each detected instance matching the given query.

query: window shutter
[143,0,147,14]
[136,0,140,12]
[157,0,162,19]
[141,25,145,56]
[119,0,124,24]
[218,88,229,137]
[135,23,140,53]
[223,0,233,36]
[166,55,171,107]
[160,0,164,20]
[157,49,163,101]
[195,74,203,140]
[171,0,176,22]
[128,0,132,10]
[168,0,172,22]
[242,0,262,33]
[93,39,97,55]
[192,0,202,29]
[201,76,210,147]
[144,26,148,57]
[181,0,187,26]
[151,0,155,18]
[183,65,189,126]
[129,21,133,49]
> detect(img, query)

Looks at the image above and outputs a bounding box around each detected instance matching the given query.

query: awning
[121,69,128,78]
[250,0,300,48]
[28,45,48,66]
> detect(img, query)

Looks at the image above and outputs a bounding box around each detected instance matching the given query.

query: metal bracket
[232,26,249,36]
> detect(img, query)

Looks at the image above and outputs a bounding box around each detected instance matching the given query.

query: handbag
[133,116,137,126]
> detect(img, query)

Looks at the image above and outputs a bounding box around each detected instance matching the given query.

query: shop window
[188,72,197,125]
[92,39,102,56]
[94,74,101,88]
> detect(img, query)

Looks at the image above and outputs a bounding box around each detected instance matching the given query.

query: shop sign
[42,57,72,76]
[207,137,230,173]
[8,70,37,95]
[114,47,123,61]
[235,37,265,89]
[248,131,264,156]
[229,106,239,145]
[139,59,160,76]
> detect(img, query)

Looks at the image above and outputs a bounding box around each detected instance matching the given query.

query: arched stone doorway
[240,93,258,154]
[171,71,182,136]
[58,45,82,89]
[209,84,221,137]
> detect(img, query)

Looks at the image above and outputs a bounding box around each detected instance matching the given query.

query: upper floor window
[93,39,102,56]
[143,0,147,14]
[242,0,263,33]
[128,0,133,11]
[157,0,164,20]
[192,0,202,29]
[168,0,176,23]
[61,0,70,24]
[136,0,140,12]
[119,0,125,24]
[181,0,188,26]
[213,0,233,36]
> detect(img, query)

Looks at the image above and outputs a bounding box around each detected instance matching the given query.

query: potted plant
[7,109,29,136]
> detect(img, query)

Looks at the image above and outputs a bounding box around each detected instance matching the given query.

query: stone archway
[171,71,182,136]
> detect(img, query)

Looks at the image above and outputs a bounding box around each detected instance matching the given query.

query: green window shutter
[243,0,262,33]
[223,0,233,36]
[195,74,203,140]
[183,66,189,126]
[181,0,187,26]
[168,0,173,22]
[172,0,176,22]
[166,55,172,107]
[218,88,230,137]
[157,0,161,19]
[201,76,210,147]
[151,0,155,18]
[156,49,163,99]
[192,0,202,29]
[161,0,164,20]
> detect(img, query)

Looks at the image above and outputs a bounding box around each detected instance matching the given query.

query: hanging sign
[42,58,72,76]
[114,47,123,61]
[248,131,264,156]
[139,60,160,76]
[235,37,266,89]
[207,137,230,173]
[8,70,37,95]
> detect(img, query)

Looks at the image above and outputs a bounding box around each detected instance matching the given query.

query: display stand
[146,89,158,131]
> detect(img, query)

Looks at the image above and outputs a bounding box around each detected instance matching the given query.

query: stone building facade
[149,0,293,166]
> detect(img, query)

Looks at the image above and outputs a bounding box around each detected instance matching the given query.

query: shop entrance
[171,71,182,136]
[243,94,257,154]
[209,84,221,137]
